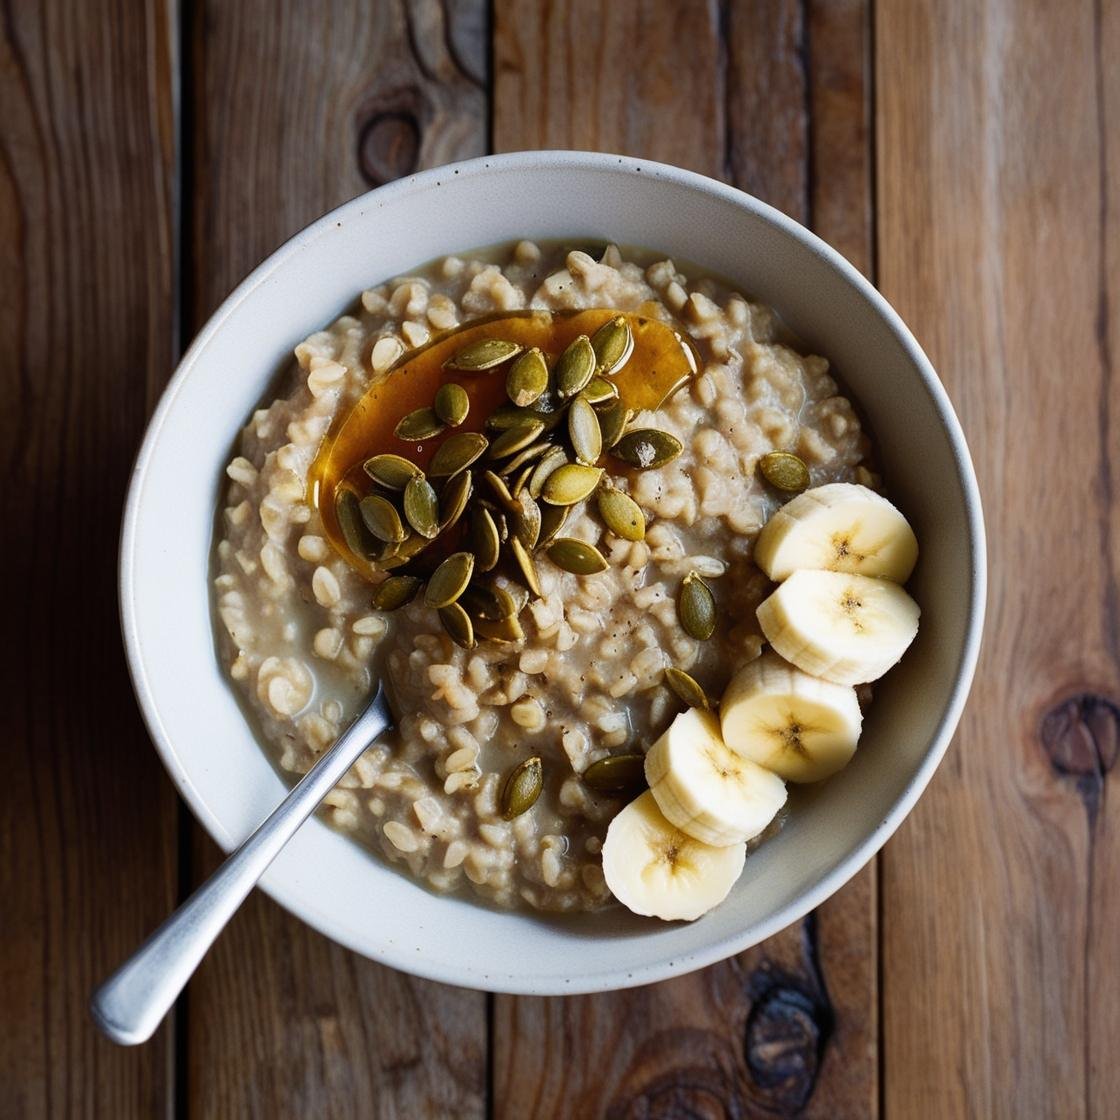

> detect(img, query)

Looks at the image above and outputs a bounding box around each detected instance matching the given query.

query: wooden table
[4,1,1116,1115]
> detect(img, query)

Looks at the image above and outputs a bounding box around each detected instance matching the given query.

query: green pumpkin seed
[486,404,550,431]
[540,463,603,506]
[596,484,645,541]
[511,491,542,550]
[501,757,543,819]
[582,753,646,795]
[362,453,421,490]
[434,382,470,427]
[494,576,530,617]
[590,315,633,375]
[509,461,536,498]
[498,438,553,478]
[474,614,526,643]
[372,574,421,611]
[506,347,549,407]
[664,667,711,710]
[336,489,377,557]
[580,377,619,406]
[488,419,545,459]
[554,334,596,398]
[438,602,476,649]
[678,571,716,640]
[528,446,568,498]
[425,551,475,608]
[612,428,683,469]
[403,475,440,539]
[537,502,570,548]
[444,337,522,371]
[428,431,488,479]
[439,469,473,530]
[546,537,608,575]
[597,403,632,450]
[395,407,446,441]
[482,469,517,510]
[359,494,406,543]
[509,536,542,597]
[568,397,603,465]
[378,532,431,570]
[462,582,518,621]
[758,450,811,493]
[470,505,501,572]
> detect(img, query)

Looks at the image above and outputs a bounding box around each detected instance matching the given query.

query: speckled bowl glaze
[121,151,985,994]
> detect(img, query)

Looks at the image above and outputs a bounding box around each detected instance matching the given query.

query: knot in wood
[1040,694,1119,778]
[358,111,420,187]
[608,1067,743,1120]
[743,984,824,1112]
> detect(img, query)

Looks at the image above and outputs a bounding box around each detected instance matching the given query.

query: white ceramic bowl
[121,151,985,994]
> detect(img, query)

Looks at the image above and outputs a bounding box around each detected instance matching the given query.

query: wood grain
[0,0,179,1115]
[492,2,876,1115]
[877,0,1120,1115]
[184,3,488,1117]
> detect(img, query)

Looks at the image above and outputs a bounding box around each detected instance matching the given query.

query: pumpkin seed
[486,404,550,431]
[359,494,406,543]
[590,314,633,375]
[501,756,543,819]
[498,438,553,477]
[402,475,440,539]
[508,490,542,549]
[509,536,542,597]
[554,334,596,398]
[568,397,603,464]
[612,428,683,469]
[580,377,618,406]
[597,484,645,541]
[758,450,811,493]
[395,407,445,441]
[470,505,501,572]
[362,453,421,490]
[547,537,608,575]
[582,753,646,795]
[428,431,488,478]
[474,614,526,643]
[506,347,549,407]
[378,532,430,570]
[597,402,632,450]
[438,602,476,649]
[664,667,711,710]
[482,469,517,510]
[444,337,522,371]
[372,574,421,611]
[488,419,545,459]
[336,489,376,557]
[509,461,536,498]
[494,575,530,616]
[678,571,716,640]
[434,382,470,427]
[462,582,518,621]
[540,463,603,506]
[425,551,475,608]
[439,469,473,530]
[527,446,568,498]
[537,502,570,548]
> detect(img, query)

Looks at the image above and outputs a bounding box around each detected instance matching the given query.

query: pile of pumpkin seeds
[335,314,700,651]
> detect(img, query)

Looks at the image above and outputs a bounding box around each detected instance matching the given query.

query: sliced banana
[757,569,919,685]
[753,482,918,583]
[720,651,863,782]
[645,708,787,847]
[602,790,747,921]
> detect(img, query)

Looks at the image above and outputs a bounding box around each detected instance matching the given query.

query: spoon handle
[90,685,393,1045]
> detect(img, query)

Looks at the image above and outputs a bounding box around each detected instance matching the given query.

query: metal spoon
[90,685,393,1045]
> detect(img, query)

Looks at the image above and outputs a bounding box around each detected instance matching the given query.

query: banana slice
[602,790,747,921]
[754,482,918,583]
[720,651,863,781]
[757,569,920,685]
[644,708,787,847]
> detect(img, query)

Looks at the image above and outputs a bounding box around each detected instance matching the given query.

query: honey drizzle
[309,308,697,574]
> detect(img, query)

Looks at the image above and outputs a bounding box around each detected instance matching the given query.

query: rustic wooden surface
[2,0,1117,1116]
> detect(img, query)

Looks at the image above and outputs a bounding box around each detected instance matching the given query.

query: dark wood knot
[358,111,420,187]
[1040,693,1119,820]
[743,984,828,1113]
[608,1068,742,1120]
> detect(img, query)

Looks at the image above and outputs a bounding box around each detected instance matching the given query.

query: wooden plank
[491,2,876,1115]
[877,0,1119,1115]
[184,2,488,1117]
[0,0,179,1115]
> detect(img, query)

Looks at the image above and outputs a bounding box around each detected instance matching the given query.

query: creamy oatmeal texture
[213,242,873,912]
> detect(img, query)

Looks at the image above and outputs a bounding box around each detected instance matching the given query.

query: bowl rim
[120,149,986,994]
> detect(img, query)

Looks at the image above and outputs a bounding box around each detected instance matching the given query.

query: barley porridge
[212,241,891,915]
